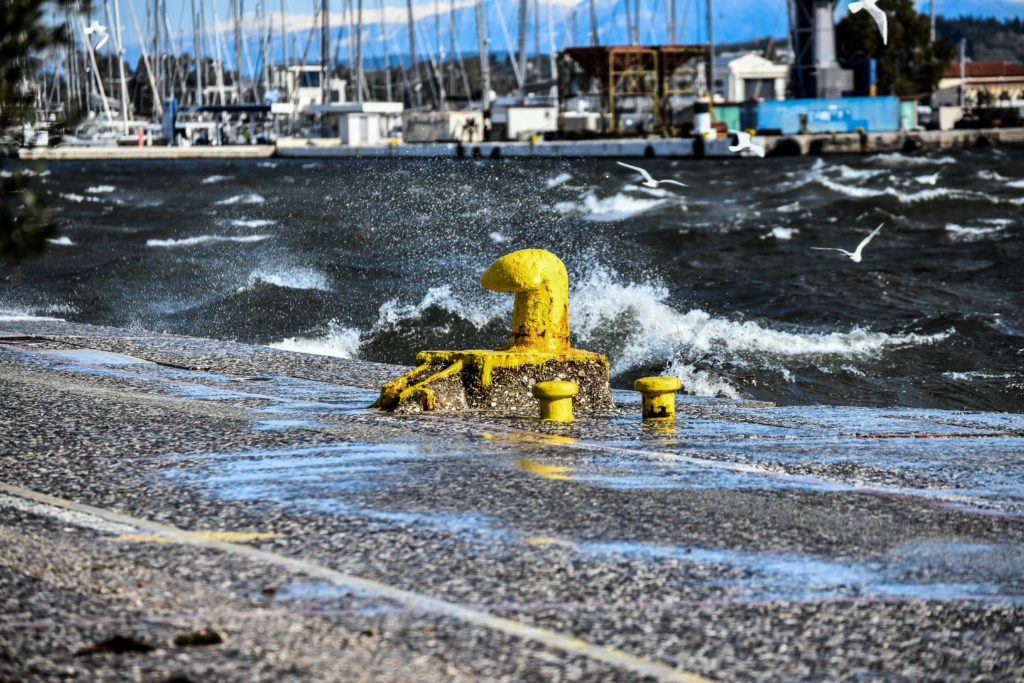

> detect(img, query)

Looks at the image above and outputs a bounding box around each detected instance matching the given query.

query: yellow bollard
[634,376,683,420]
[481,249,570,353]
[533,380,578,422]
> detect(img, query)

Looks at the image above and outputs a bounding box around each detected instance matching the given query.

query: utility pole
[475,0,489,110]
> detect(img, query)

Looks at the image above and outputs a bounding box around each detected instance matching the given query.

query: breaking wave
[245,266,328,291]
[215,193,265,206]
[554,191,666,222]
[229,219,277,228]
[271,321,362,359]
[147,234,271,248]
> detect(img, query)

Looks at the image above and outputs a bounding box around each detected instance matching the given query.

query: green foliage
[836,0,956,96]
[1,0,74,265]
[936,16,1024,63]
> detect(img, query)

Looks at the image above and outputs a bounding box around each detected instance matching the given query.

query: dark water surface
[3,149,1023,411]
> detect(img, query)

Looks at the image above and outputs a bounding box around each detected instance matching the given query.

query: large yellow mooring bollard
[634,376,683,420]
[481,249,570,353]
[533,380,578,422]
[375,249,612,415]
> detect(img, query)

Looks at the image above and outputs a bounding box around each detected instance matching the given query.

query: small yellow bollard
[634,376,683,420]
[533,380,578,422]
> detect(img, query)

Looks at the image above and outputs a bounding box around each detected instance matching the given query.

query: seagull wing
[849,1,864,12]
[617,161,654,184]
[751,143,766,158]
[852,223,883,259]
[659,179,688,188]
[866,3,887,44]
[95,30,109,50]
[811,247,855,257]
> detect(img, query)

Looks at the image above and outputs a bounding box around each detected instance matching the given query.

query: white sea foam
[762,226,799,241]
[147,234,271,248]
[976,170,1008,181]
[488,231,509,243]
[246,266,328,291]
[776,201,801,213]
[271,322,362,358]
[201,174,232,184]
[47,236,75,246]
[1006,179,1024,189]
[85,185,115,194]
[870,153,955,167]
[834,164,886,181]
[229,219,277,228]
[375,284,504,329]
[944,223,1004,241]
[60,192,103,203]
[0,306,64,322]
[943,371,1016,381]
[554,192,665,222]
[545,172,573,188]
[258,161,278,168]
[569,267,951,396]
[215,193,265,206]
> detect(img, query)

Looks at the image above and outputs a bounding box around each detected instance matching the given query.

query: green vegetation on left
[1,0,75,265]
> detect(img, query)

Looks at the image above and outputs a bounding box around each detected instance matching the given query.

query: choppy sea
[3,149,1022,411]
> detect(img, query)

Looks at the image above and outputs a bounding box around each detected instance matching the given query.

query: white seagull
[811,223,884,263]
[616,161,687,189]
[83,20,109,50]
[849,0,887,45]
[728,130,766,158]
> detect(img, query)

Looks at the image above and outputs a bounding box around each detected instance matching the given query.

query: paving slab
[1,320,1022,682]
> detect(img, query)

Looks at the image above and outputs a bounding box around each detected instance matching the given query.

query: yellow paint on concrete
[524,536,575,547]
[110,531,281,544]
[481,249,571,352]
[534,380,578,422]
[634,376,683,420]
[517,459,571,480]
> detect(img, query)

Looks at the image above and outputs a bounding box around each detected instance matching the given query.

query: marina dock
[2,319,1022,681]
[17,126,1024,162]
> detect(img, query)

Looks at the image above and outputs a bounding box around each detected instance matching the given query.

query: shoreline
[16,126,1024,161]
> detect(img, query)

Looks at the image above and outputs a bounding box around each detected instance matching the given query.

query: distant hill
[935,16,1024,63]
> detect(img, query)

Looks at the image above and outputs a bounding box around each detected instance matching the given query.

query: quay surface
[1,320,1023,681]
[16,126,1024,162]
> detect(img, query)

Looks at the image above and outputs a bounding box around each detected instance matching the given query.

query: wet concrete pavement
[1,320,1023,682]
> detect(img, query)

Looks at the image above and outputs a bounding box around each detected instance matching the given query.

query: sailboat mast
[379,0,392,101]
[320,0,329,107]
[517,0,526,101]
[111,0,131,127]
[474,0,489,110]
[588,0,597,46]
[355,0,363,102]
[405,0,420,107]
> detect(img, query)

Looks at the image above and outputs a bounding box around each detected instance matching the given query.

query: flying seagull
[83,20,109,50]
[728,130,766,158]
[616,161,687,189]
[811,223,884,263]
[849,0,887,45]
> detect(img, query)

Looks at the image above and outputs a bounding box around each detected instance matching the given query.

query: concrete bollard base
[374,348,611,415]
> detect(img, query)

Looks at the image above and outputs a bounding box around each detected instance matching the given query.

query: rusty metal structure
[558,45,707,135]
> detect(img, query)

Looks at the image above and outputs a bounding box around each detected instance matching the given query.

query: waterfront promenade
[1,319,1022,681]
